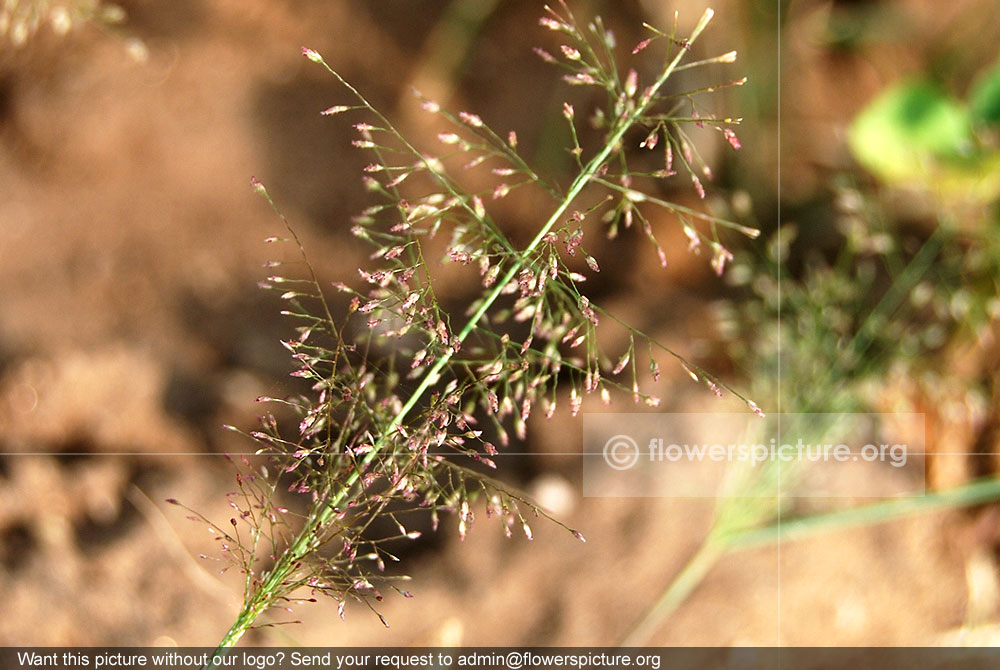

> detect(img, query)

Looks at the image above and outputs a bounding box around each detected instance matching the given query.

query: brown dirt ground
[1,0,997,648]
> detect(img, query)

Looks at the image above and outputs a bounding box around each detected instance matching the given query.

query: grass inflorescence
[178,4,757,659]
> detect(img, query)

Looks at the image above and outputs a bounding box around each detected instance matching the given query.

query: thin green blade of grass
[622,477,1000,645]
[727,476,1000,551]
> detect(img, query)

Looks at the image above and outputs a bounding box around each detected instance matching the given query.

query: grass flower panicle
[186,4,760,661]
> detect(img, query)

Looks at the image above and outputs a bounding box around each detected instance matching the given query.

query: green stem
[728,476,1000,552]
[619,477,1000,646]
[620,539,726,646]
[207,13,716,663]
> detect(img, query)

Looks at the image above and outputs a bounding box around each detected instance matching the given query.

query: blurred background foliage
[707,0,1000,502]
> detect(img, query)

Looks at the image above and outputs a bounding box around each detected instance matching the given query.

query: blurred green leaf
[848,80,973,183]
[849,80,1000,201]
[969,57,1000,127]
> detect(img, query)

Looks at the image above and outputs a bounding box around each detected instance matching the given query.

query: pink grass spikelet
[684,225,701,252]
[459,111,484,128]
[539,16,566,31]
[632,38,651,54]
[640,128,658,150]
[560,45,581,61]
[579,296,598,325]
[386,172,410,188]
[724,128,742,150]
[656,246,668,268]
[625,70,638,98]
[613,351,631,375]
[692,175,706,199]
[436,320,450,344]
[533,47,556,63]
[710,244,734,276]
[566,73,597,86]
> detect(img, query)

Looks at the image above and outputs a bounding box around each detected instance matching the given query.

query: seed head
[710,243,733,276]
[560,45,581,61]
[612,351,630,375]
[692,175,706,199]
[566,73,597,86]
[570,388,582,416]
[459,112,484,128]
[632,38,652,55]
[625,70,638,98]
[724,128,742,150]
[533,47,556,63]
[539,17,567,31]
[640,128,658,150]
